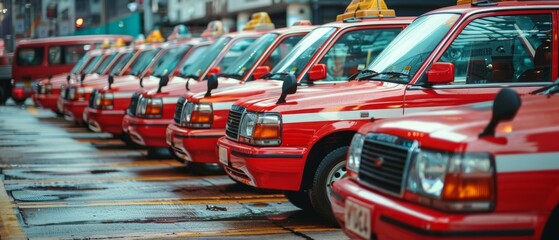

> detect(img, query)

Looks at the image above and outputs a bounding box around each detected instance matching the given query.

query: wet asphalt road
[0,100,347,240]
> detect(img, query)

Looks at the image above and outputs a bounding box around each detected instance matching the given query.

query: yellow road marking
[26,107,38,115]
[0,180,27,239]
[31,225,340,240]
[17,195,287,209]
[2,174,218,184]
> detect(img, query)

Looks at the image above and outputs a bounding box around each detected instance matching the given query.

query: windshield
[83,54,103,74]
[95,53,118,74]
[71,54,90,74]
[181,36,231,78]
[109,52,134,75]
[268,27,336,80]
[365,13,459,83]
[178,45,210,78]
[221,33,278,79]
[129,48,159,76]
[152,45,192,77]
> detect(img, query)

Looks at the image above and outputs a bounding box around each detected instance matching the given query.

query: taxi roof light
[243,12,275,31]
[291,20,312,26]
[112,38,126,48]
[146,29,165,43]
[167,24,192,41]
[336,0,395,21]
[457,0,514,6]
[201,20,225,38]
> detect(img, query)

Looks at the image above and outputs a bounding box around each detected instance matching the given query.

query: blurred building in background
[0,0,456,53]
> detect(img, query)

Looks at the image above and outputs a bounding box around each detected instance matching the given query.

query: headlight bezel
[93,92,114,110]
[136,96,163,118]
[405,149,496,212]
[347,133,365,175]
[180,102,213,128]
[239,111,282,146]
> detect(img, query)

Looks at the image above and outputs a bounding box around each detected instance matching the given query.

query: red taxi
[11,35,132,104]
[169,4,412,171]
[33,50,102,113]
[84,40,210,135]
[331,85,559,240]
[59,40,166,123]
[128,20,312,159]
[215,0,556,222]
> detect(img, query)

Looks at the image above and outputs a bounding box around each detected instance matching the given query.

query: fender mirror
[252,66,270,80]
[205,74,219,97]
[66,75,71,83]
[308,64,327,82]
[157,75,170,93]
[108,75,114,89]
[276,74,297,104]
[427,62,454,84]
[479,88,521,137]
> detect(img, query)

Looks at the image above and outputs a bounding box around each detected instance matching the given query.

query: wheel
[189,162,224,176]
[309,146,348,223]
[284,190,313,211]
[0,87,7,105]
[119,133,142,148]
[542,206,559,240]
[13,97,26,105]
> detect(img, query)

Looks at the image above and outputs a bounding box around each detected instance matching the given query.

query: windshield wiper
[268,72,290,80]
[531,79,559,95]
[180,74,199,79]
[356,70,408,83]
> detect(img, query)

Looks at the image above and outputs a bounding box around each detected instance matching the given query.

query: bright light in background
[75,18,84,28]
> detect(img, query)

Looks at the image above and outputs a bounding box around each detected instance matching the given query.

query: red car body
[127,26,313,155]
[330,87,559,239]
[215,0,557,222]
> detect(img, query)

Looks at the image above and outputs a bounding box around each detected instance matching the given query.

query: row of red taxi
[32,0,559,239]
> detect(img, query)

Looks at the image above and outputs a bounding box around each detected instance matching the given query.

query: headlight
[239,111,281,146]
[406,150,495,212]
[180,102,212,128]
[347,133,365,175]
[94,92,113,110]
[137,97,163,118]
[68,86,86,101]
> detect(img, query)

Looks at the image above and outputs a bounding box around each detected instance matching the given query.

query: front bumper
[63,100,87,123]
[166,123,224,164]
[35,93,60,113]
[330,178,538,240]
[122,115,171,148]
[215,137,307,191]
[85,107,126,135]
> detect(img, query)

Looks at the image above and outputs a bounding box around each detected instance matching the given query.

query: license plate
[218,146,228,166]
[345,198,371,239]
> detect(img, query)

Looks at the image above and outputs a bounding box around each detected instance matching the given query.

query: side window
[48,45,88,65]
[49,46,62,65]
[265,35,304,68]
[218,38,256,70]
[17,47,44,66]
[440,14,552,84]
[319,28,401,82]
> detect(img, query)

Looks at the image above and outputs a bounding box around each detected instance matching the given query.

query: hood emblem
[372,157,384,168]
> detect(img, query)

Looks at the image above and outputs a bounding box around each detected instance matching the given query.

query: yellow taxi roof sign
[112,38,126,47]
[146,29,164,43]
[100,39,111,49]
[336,0,395,21]
[243,12,275,31]
[201,20,225,38]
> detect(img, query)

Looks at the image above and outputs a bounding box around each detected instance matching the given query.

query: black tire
[13,97,26,105]
[119,133,143,148]
[309,146,348,224]
[542,206,559,240]
[0,87,7,105]
[285,190,313,211]
[189,162,225,176]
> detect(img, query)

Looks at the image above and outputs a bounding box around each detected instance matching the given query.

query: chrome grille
[127,92,141,116]
[173,97,186,124]
[88,89,98,108]
[225,105,245,140]
[358,133,415,196]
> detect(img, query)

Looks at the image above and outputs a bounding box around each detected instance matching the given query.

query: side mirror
[427,62,454,84]
[123,67,131,75]
[208,66,221,76]
[252,66,270,80]
[80,73,86,85]
[173,68,181,76]
[308,64,327,82]
[479,88,521,137]
[205,74,219,97]
[108,75,114,89]
[144,68,153,77]
[66,75,71,83]
[157,75,169,93]
[276,74,297,104]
